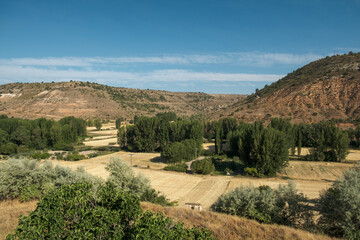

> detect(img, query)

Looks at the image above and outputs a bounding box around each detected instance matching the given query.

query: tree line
[0,115,87,155]
[117,114,203,162]
[206,117,350,177]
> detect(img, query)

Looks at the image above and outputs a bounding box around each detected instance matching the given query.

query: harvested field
[83,137,119,147]
[51,153,342,209]
[83,124,119,147]
[346,149,360,162]
[282,161,352,181]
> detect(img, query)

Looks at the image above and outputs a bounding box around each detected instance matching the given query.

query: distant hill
[0,81,245,120]
[217,52,360,123]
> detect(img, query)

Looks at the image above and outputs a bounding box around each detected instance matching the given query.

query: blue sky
[0,0,359,94]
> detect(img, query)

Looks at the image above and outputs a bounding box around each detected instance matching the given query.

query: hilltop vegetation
[218,52,360,122]
[252,52,360,99]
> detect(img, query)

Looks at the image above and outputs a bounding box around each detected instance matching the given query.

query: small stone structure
[185,202,202,211]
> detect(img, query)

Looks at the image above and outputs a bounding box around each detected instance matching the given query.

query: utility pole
[129,154,134,167]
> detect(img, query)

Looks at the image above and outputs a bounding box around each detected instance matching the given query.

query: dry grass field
[141,202,338,240]
[51,152,346,209]
[2,123,357,239]
[0,199,338,240]
[54,125,360,210]
[0,200,37,240]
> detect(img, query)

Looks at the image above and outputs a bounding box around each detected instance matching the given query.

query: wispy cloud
[1,52,319,93]
[0,66,283,84]
[0,52,323,67]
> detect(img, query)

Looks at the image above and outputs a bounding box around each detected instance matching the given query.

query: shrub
[7,183,214,239]
[163,163,188,172]
[0,158,98,201]
[317,165,360,239]
[30,152,50,160]
[244,167,259,177]
[64,153,85,161]
[191,158,215,175]
[106,157,173,206]
[211,182,313,229]
[0,142,17,155]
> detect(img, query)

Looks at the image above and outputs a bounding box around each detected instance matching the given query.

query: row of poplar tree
[208,118,350,176]
[0,115,87,155]
[120,115,353,176]
[117,113,203,162]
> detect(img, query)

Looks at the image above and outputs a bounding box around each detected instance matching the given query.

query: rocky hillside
[218,52,360,123]
[0,81,244,120]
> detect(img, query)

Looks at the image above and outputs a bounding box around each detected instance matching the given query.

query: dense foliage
[0,115,86,154]
[7,182,215,239]
[236,123,289,177]
[105,157,173,206]
[211,182,314,229]
[118,116,203,153]
[298,122,349,162]
[0,158,97,201]
[347,125,360,148]
[161,139,198,163]
[191,158,215,175]
[0,157,172,206]
[317,165,360,239]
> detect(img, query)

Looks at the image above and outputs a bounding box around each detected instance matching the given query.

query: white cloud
[0,66,283,85]
[0,52,323,67]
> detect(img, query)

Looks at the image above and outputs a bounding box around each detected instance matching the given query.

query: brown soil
[0,82,245,120]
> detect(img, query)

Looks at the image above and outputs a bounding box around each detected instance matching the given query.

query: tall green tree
[238,123,289,176]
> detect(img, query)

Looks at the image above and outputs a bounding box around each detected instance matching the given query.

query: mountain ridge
[216,52,360,123]
[0,81,244,120]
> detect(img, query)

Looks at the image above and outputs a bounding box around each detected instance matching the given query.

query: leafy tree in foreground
[317,165,360,239]
[7,183,215,239]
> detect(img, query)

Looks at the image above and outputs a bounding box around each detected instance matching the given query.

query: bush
[191,158,215,175]
[7,183,214,239]
[0,142,17,155]
[163,163,188,172]
[30,152,50,160]
[64,153,85,161]
[106,157,173,206]
[211,182,313,229]
[244,167,259,177]
[0,158,98,201]
[317,165,360,239]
